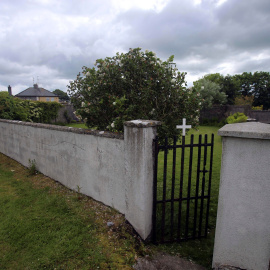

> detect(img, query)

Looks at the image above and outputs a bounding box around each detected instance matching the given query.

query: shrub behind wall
[0,92,62,123]
[226,112,248,124]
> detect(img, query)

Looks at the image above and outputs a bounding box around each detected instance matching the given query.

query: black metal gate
[152,134,214,243]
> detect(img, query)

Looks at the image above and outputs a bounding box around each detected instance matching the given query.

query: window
[51,98,54,101]
[46,98,50,101]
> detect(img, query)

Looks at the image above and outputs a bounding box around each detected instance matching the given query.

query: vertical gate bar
[193,134,202,239]
[161,137,168,243]
[204,133,214,236]
[185,134,194,240]
[177,136,185,241]
[170,136,177,241]
[152,136,159,243]
[199,134,208,238]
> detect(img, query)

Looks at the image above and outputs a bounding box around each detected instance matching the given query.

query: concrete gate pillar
[212,122,270,270]
[124,120,161,240]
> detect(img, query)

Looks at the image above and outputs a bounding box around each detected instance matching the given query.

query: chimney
[8,85,12,96]
[34,84,38,89]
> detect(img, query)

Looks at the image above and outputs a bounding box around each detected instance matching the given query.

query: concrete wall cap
[124,119,162,128]
[0,119,124,139]
[218,122,270,139]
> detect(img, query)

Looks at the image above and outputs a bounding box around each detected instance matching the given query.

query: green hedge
[0,92,62,123]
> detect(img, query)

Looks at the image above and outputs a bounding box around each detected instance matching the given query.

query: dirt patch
[133,252,206,270]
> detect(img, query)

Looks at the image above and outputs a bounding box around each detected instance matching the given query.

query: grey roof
[15,84,57,97]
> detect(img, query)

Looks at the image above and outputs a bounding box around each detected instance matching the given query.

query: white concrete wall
[0,119,160,240]
[213,122,270,270]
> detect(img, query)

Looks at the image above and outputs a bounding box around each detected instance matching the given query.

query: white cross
[176,118,192,136]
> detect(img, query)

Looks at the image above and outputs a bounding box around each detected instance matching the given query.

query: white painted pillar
[124,120,161,240]
[212,122,270,270]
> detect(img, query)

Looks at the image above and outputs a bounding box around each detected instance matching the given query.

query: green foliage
[226,112,248,124]
[68,48,201,143]
[194,73,239,106]
[34,101,62,123]
[193,78,227,108]
[222,75,241,105]
[0,92,28,121]
[193,72,270,108]
[53,89,70,102]
[252,105,263,110]
[0,92,62,123]
[203,73,224,85]
[0,91,9,98]
[234,95,254,106]
[235,71,270,109]
[234,72,254,97]
[252,71,270,110]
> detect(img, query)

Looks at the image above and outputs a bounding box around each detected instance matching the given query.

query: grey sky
[0,0,269,95]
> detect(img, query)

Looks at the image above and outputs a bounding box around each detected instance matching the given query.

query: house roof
[15,84,57,97]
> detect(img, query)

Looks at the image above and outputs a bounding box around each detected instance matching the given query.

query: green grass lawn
[0,125,222,269]
[0,155,148,270]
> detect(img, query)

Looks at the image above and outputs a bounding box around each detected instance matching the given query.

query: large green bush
[68,48,201,142]
[0,92,62,123]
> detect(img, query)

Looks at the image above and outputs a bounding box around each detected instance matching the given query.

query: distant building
[15,84,59,102]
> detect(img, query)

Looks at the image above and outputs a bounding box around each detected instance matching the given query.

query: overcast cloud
[0,0,269,95]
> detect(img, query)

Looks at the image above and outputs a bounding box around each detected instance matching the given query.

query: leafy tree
[193,78,227,108]
[233,71,270,109]
[222,75,241,105]
[204,73,224,85]
[235,72,254,97]
[195,73,239,105]
[53,89,70,102]
[68,48,201,142]
[234,95,254,106]
[252,71,270,110]
[193,71,270,109]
